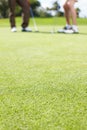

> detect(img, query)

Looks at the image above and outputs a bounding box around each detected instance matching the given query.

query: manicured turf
[0,18,87,130]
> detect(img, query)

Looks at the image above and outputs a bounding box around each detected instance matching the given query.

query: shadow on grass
[19,30,87,35]
[32,31,87,35]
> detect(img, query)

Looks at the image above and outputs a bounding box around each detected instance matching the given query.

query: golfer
[58,0,78,34]
[8,0,32,32]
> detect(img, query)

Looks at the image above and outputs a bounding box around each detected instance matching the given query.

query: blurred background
[0,0,87,18]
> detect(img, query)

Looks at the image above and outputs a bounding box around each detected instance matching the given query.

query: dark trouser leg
[8,0,16,28]
[17,0,30,28]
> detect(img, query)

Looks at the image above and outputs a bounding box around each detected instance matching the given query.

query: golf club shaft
[30,7,38,31]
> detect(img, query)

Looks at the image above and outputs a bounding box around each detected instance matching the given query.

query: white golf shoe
[64,27,79,34]
[58,26,72,33]
[11,27,17,32]
[22,27,32,32]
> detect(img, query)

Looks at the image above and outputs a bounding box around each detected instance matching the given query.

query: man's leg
[17,0,30,28]
[58,0,78,33]
[63,1,71,26]
[8,0,16,28]
[58,0,72,33]
[67,0,77,25]
[66,0,78,33]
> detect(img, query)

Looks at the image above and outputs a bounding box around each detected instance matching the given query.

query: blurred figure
[58,0,78,34]
[8,0,32,32]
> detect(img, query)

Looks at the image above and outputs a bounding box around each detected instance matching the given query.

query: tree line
[0,0,41,18]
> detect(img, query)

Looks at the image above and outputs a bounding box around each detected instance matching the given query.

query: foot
[11,27,17,32]
[64,28,79,34]
[58,26,72,33]
[22,27,32,32]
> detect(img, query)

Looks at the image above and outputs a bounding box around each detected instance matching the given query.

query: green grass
[0,17,87,130]
[0,17,87,27]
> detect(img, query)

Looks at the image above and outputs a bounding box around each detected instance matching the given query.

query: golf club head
[50,29,55,34]
[35,30,39,32]
[50,31,54,34]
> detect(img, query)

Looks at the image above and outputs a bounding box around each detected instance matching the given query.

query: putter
[30,7,39,32]
[51,1,60,33]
